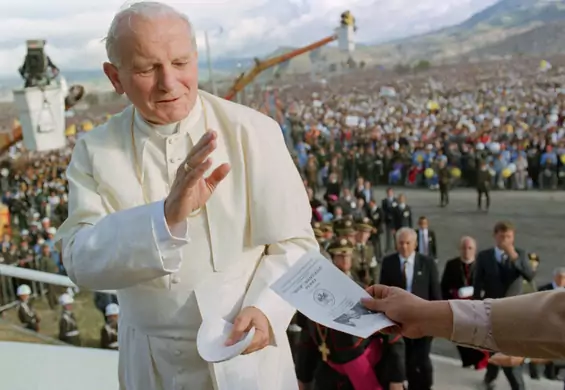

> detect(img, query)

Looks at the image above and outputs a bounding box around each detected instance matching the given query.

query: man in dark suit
[380,227,441,390]
[473,221,535,390]
[367,199,384,260]
[415,216,438,260]
[381,188,397,253]
[391,194,413,231]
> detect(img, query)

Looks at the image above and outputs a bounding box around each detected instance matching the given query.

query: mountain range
[2,0,565,91]
[250,0,565,76]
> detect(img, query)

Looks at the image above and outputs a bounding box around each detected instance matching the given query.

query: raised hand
[164,130,230,227]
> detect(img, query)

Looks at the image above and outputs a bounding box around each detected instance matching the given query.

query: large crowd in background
[0,55,565,386]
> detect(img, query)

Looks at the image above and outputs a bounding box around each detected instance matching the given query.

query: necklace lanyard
[130,95,210,213]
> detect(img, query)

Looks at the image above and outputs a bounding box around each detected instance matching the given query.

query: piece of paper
[270,251,394,338]
[196,318,256,363]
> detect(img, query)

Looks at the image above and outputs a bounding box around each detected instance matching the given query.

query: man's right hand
[164,130,230,227]
[361,284,453,340]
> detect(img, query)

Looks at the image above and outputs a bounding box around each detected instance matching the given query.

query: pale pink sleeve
[448,299,499,351]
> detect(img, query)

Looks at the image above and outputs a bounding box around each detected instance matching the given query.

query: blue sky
[0,0,499,77]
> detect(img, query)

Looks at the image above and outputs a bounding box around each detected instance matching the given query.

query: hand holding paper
[270,251,394,338]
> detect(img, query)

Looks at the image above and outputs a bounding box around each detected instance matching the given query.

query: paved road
[369,188,565,359]
[431,355,563,390]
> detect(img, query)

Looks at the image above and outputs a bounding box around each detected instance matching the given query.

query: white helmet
[59,293,74,306]
[17,284,31,296]
[105,303,120,316]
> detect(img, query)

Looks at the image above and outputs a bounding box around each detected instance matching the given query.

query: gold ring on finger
[183,162,194,172]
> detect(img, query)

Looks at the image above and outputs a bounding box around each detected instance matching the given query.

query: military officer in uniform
[321,223,334,246]
[101,303,119,350]
[352,217,379,287]
[523,253,540,294]
[334,218,357,245]
[16,284,40,332]
[58,293,81,346]
[296,238,406,390]
[312,222,331,259]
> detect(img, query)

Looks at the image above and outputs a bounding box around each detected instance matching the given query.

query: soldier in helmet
[101,303,119,350]
[352,217,379,287]
[58,293,81,346]
[16,284,40,332]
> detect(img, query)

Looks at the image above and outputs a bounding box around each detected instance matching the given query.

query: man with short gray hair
[55,2,317,390]
[539,267,565,292]
[379,227,441,390]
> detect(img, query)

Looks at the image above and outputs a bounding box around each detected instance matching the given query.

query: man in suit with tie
[415,216,438,260]
[379,227,441,390]
[473,221,535,390]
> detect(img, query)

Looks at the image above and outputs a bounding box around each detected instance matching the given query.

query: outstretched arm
[56,136,190,290]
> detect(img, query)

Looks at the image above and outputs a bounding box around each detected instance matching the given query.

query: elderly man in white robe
[54,2,317,390]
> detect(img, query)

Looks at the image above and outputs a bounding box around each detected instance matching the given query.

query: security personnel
[16,284,40,332]
[296,239,405,390]
[352,217,379,287]
[438,160,450,207]
[101,303,119,350]
[58,293,81,346]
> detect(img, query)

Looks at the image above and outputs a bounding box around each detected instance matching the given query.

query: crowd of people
[262,57,565,192]
[290,178,565,389]
[1,52,565,388]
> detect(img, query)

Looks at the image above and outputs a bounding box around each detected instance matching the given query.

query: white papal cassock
[55,90,318,390]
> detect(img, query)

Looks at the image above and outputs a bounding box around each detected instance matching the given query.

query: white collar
[494,246,505,258]
[552,282,564,290]
[400,252,415,264]
[134,96,203,138]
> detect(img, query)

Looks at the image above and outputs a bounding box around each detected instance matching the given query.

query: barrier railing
[0,263,115,313]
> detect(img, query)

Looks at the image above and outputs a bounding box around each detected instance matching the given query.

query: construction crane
[224,11,356,101]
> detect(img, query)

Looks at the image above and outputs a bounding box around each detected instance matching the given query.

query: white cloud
[0,0,499,77]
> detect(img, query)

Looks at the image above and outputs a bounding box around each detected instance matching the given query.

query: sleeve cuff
[449,299,498,351]
[150,200,190,272]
